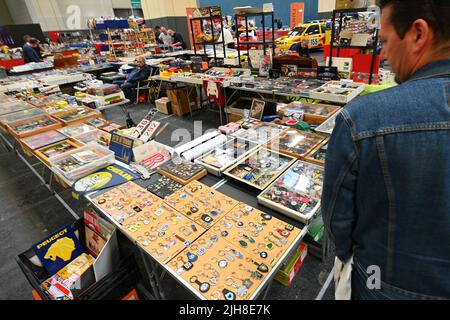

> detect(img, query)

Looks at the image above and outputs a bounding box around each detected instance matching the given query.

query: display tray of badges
[223,148,296,191]
[315,110,341,135]
[121,202,206,264]
[20,130,68,153]
[35,139,82,166]
[91,181,161,225]
[0,107,45,129]
[156,158,208,185]
[0,100,33,116]
[309,81,365,104]
[231,124,286,144]
[6,114,63,139]
[57,123,96,138]
[146,174,184,199]
[266,128,327,159]
[73,129,111,147]
[304,138,329,167]
[280,102,341,125]
[51,106,102,126]
[165,181,239,230]
[48,144,115,185]
[213,203,303,267]
[257,160,324,223]
[166,229,269,300]
[194,138,259,176]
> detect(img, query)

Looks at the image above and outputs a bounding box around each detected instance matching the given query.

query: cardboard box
[275,243,308,286]
[167,87,198,117]
[155,98,172,115]
[227,113,243,123]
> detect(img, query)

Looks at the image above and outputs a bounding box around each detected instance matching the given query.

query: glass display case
[20,130,67,151]
[0,101,33,116]
[258,160,323,223]
[73,129,111,147]
[35,139,82,165]
[309,81,365,104]
[304,139,329,167]
[156,157,208,185]
[267,128,327,159]
[232,124,286,144]
[224,147,296,191]
[0,108,45,128]
[87,84,121,96]
[49,144,116,185]
[194,138,259,176]
[6,114,62,138]
[57,124,96,138]
[51,106,101,126]
[280,102,341,125]
[315,110,341,135]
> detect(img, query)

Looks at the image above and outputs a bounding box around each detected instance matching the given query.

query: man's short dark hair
[155,26,161,30]
[380,0,450,43]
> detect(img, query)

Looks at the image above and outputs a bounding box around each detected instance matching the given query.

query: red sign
[290,3,305,29]
[186,8,202,50]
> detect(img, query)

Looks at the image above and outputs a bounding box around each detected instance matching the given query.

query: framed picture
[250,99,265,121]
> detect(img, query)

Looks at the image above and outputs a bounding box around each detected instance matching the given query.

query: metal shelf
[234,11,274,17]
[238,41,274,45]
[189,15,222,21]
[331,45,376,50]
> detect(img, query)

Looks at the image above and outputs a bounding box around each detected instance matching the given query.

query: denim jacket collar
[408,58,450,82]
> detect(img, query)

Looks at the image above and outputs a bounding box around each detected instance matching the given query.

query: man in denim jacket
[322,0,450,299]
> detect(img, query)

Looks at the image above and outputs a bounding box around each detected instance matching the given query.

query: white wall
[5,0,33,25]
[112,0,132,8]
[23,0,117,31]
[142,0,198,19]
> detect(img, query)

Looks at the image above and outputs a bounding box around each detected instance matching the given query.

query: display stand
[328,7,379,84]
[189,7,227,65]
[235,10,275,68]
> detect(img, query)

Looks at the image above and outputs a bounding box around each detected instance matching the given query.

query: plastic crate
[49,144,115,185]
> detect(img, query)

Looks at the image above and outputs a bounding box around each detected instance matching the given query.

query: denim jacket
[322,58,450,299]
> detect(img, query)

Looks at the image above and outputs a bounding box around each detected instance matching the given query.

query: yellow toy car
[275,22,327,51]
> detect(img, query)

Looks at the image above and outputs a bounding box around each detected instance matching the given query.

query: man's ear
[409,19,431,53]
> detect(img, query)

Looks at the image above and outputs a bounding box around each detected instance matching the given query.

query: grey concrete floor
[0,75,335,300]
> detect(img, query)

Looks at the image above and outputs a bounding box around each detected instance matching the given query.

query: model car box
[274,243,308,286]
[304,216,325,244]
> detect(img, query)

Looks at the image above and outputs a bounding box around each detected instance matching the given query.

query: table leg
[139,250,162,300]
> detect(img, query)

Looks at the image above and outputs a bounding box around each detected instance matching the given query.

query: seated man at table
[23,38,42,63]
[114,56,150,102]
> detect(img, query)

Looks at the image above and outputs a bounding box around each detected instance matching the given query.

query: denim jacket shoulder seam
[340,109,361,157]
[354,123,450,141]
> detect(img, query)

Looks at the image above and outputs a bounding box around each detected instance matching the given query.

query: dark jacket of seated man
[127,63,151,84]
[23,43,41,63]
[120,57,150,100]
